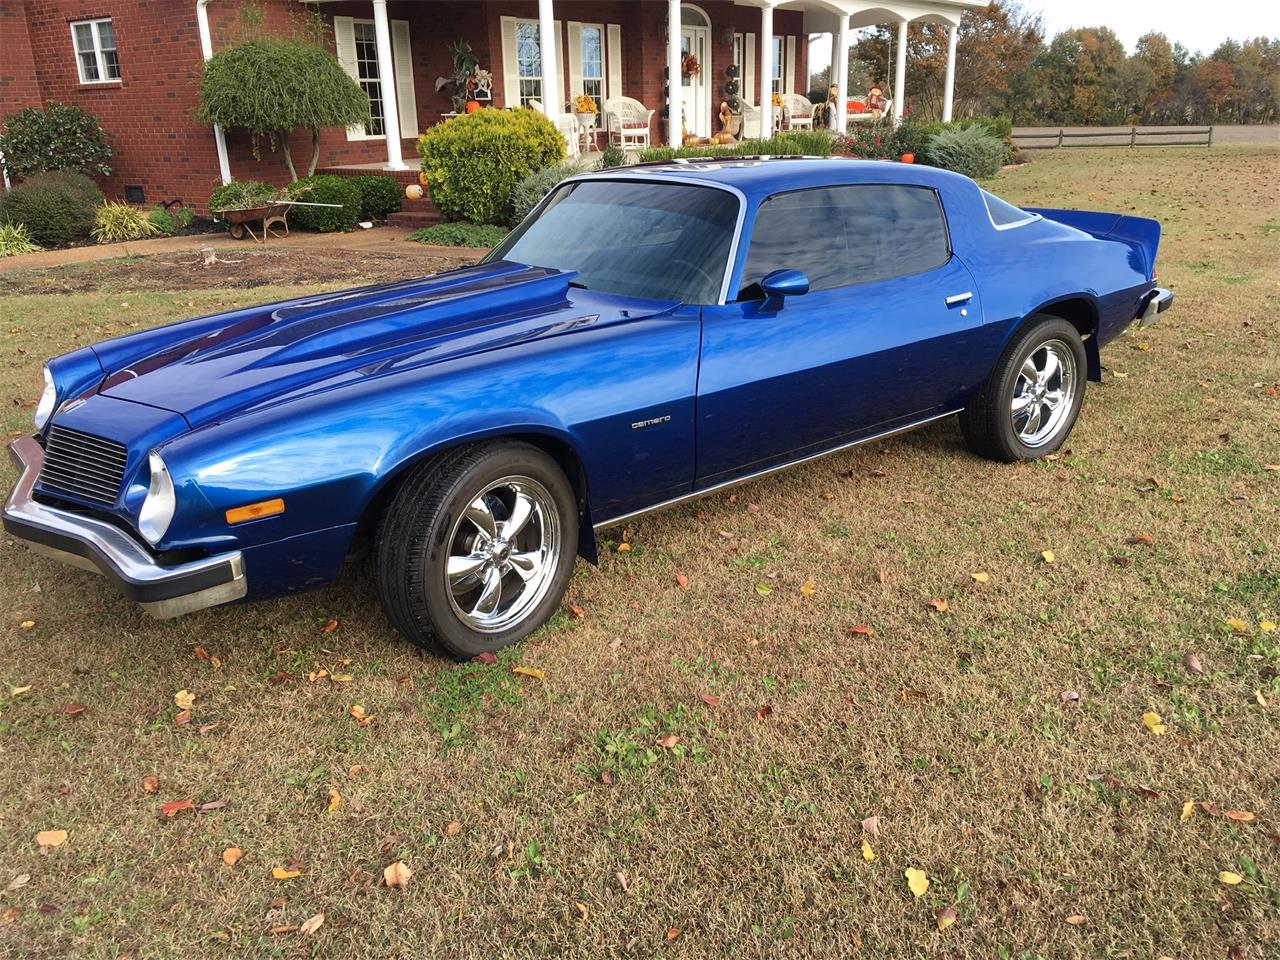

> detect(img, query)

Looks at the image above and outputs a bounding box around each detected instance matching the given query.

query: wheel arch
[1020,294,1102,382]
[358,428,598,564]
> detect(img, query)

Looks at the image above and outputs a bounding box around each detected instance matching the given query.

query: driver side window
[738,184,950,299]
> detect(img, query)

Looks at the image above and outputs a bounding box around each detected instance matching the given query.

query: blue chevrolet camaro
[5,158,1172,656]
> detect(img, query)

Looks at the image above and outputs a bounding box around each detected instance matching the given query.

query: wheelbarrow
[219,200,344,243]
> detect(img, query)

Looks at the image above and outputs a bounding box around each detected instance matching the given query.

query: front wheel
[959,315,1087,462]
[375,442,579,658]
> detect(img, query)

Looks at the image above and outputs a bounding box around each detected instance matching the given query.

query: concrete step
[387,207,441,229]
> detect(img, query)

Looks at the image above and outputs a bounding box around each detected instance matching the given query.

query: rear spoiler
[1024,208,1162,280]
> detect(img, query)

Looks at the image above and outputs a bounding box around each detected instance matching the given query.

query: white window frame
[351,20,386,140]
[578,23,604,104]
[501,16,564,110]
[333,17,417,143]
[70,18,120,84]
[771,36,784,94]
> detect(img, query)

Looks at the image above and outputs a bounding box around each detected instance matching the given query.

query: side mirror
[760,269,810,310]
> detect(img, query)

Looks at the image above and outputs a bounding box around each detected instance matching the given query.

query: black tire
[959,315,1088,462]
[375,441,579,658]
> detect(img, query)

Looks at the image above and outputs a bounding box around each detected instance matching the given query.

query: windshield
[488,179,739,304]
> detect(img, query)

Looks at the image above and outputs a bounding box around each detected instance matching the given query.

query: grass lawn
[0,146,1277,959]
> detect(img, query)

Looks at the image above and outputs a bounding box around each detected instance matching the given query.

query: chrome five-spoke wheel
[1010,338,1078,448]
[445,477,561,633]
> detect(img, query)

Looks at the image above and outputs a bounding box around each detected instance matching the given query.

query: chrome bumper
[3,436,246,619]
[1139,287,1174,327]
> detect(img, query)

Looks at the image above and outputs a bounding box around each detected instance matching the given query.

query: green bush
[209,180,280,212]
[149,207,175,234]
[408,223,509,247]
[92,202,160,243]
[510,161,586,226]
[0,171,103,246]
[599,143,625,169]
[925,125,1006,179]
[350,175,402,221]
[903,117,1016,165]
[417,110,564,224]
[637,132,835,163]
[0,223,40,257]
[0,101,112,181]
[286,174,360,231]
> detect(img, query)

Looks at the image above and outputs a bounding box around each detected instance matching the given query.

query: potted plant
[573,94,599,128]
[435,41,480,113]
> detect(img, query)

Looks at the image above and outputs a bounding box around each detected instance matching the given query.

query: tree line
[810,1,1279,125]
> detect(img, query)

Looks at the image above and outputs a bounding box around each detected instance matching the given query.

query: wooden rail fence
[1013,126,1214,150]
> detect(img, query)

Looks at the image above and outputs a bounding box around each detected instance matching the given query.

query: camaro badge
[631,415,671,430]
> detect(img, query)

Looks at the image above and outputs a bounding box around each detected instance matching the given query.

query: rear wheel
[959,315,1087,462]
[376,442,578,658]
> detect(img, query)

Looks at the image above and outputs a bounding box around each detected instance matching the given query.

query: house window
[733,33,743,75]
[580,25,603,103]
[516,20,542,106]
[771,36,784,94]
[71,18,120,84]
[352,21,385,136]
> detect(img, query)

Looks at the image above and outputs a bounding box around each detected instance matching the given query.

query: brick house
[0,0,977,214]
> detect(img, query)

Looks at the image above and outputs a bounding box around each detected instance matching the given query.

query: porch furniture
[738,98,762,140]
[781,94,814,130]
[604,97,654,151]
[529,100,581,158]
[574,112,598,156]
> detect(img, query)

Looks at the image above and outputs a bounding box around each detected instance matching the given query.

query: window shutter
[567,22,583,98]
[786,36,795,94]
[745,33,756,105]
[333,17,363,140]
[554,21,565,108]
[500,17,519,107]
[606,24,622,101]
[392,20,417,138]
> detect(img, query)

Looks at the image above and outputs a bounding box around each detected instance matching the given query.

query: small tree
[0,101,112,181]
[197,38,371,180]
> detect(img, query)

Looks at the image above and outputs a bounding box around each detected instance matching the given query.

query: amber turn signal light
[225,498,285,524]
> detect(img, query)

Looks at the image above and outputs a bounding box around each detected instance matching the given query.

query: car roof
[579,156,974,203]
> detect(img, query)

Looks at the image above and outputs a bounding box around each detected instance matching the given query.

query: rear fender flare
[999,294,1102,383]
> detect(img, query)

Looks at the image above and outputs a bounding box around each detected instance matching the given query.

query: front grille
[39,426,128,506]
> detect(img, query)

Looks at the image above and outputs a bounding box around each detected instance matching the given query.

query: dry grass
[0,147,1277,959]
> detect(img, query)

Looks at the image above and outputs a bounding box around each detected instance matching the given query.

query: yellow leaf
[222,847,244,867]
[1180,800,1195,823]
[348,704,374,726]
[512,665,544,681]
[384,860,412,888]
[574,901,589,923]
[861,839,875,862]
[9,685,32,696]
[1142,711,1166,735]
[936,906,957,931]
[35,829,68,848]
[299,912,324,936]
[19,620,35,629]
[971,572,990,583]
[1255,690,1268,708]
[174,689,195,710]
[1218,871,1243,886]
[1041,550,1055,563]
[1261,620,1277,633]
[1224,617,1248,632]
[617,542,631,553]
[330,673,354,683]
[904,868,929,897]
[271,867,300,880]
[327,789,342,813]
[307,669,329,683]
[800,579,816,597]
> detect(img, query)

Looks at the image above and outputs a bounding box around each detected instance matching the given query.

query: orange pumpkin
[465,100,481,114]
[900,152,915,164]
[405,184,424,201]
[417,170,430,187]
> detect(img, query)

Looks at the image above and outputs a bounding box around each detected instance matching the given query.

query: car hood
[97,260,675,428]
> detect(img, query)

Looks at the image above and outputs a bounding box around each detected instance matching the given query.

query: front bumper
[3,436,246,619]
[1139,287,1174,327]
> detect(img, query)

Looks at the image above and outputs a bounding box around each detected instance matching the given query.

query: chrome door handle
[945,291,973,306]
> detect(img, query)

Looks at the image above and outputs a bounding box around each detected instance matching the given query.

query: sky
[808,0,1271,72]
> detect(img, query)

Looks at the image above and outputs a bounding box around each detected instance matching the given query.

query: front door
[695,183,985,487]
[680,22,711,138]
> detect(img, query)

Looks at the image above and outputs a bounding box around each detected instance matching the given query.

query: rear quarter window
[982,190,1038,228]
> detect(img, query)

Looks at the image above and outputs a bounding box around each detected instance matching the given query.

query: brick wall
[0,2,43,120]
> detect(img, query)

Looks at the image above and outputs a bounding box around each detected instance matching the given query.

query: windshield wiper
[567,280,589,290]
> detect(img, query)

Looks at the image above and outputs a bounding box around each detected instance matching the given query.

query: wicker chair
[738,97,762,139]
[604,96,655,151]
[528,100,580,158]
[781,93,814,130]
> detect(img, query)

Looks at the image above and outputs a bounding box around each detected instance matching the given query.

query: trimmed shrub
[417,109,564,224]
[350,175,403,221]
[599,143,625,169]
[149,207,176,234]
[0,223,40,257]
[903,117,1016,165]
[0,171,103,246]
[0,101,112,180]
[209,180,280,212]
[510,161,586,226]
[925,125,1005,179]
[92,203,160,243]
[286,174,360,231]
[637,132,835,163]
[408,223,508,247]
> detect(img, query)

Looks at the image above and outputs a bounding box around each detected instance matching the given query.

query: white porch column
[892,18,907,128]
[941,22,958,122]
[835,16,850,134]
[538,0,560,123]
[370,0,405,169]
[759,1,774,135]
[667,0,682,146]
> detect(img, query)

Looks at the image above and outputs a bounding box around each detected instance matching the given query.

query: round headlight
[34,366,56,431]
[138,451,176,546]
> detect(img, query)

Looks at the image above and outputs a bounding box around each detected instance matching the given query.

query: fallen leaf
[848,625,874,637]
[574,901,589,923]
[928,597,949,613]
[322,618,339,634]
[698,692,721,708]
[1224,617,1249,632]
[329,673,354,683]
[936,906,957,931]
[1041,550,1055,563]
[174,710,192,726]
[299,912,324,936]
[445,821,462,836]
[348,704,374,726]
[174,689,195,710]
[971,572,990,583]
[1065,914,1087,925]
[9,684,32,696]
[756,704,773,720]
[199,799,227,813]
[754,582,773,597]
[35,829,68,848]
[861,815,880,839]
[269,925,299,934]
[1127,533,1155,545]
[1181,800,1195,822]
[800,579,816,597]
[877,568,887,583]
[64,703,87,717]
[327,789,342,813]
[307,669,329,683]
[617,542,631,553]
[719,529,734,539]
[615,870,630,894]
[1259,619,1276,633]
[142,775,159,794]
[905,868,929,897]
[161,799,193,817]
[472,651,497,664]
[2,906,19,924]
[666,928,681,941]
[383,860,412,888]
[1223,810,1255,822]
[6,874,30,892]
[1060,690,1080,703]
[676,574,689,589]
[19,620,35,629]
[655,734,680,749]
[272,866,301,880]
[1142,711,1166,735]
[1218,871,1243,885]
[861,839,875,862]
[222,847,243,867]
[1256,690,1269,708]
[1183,652,1204,676]
[512,665,544,681]
[570,604,586,619]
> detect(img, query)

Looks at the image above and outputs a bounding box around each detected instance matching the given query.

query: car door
[695,183,984,488]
